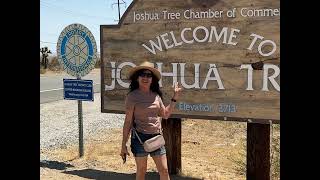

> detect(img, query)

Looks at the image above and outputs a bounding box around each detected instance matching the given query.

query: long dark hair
[129,69,163,98]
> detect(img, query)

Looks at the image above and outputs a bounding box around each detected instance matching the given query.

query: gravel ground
[40,93,125,158]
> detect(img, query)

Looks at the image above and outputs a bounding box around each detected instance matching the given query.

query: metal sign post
[77,76,84,157]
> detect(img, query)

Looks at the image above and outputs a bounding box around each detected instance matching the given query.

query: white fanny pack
[133,128,165,152]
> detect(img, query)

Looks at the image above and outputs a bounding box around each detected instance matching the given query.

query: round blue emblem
[57,23,97,77]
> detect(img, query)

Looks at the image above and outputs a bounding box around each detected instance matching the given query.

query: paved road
[40,70,101,103]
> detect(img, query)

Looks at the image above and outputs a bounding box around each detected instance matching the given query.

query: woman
[120,61,182,180]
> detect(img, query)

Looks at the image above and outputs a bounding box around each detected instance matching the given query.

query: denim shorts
[131,130,166,157]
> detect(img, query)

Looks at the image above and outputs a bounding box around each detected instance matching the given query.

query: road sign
[57,23,98,158]
[57,23,97,77]
[63,79,94,101]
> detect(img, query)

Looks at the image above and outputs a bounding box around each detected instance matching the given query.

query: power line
[40,41,56,44]
[40,0,115,20]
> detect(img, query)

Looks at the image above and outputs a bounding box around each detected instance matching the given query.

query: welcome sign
[100,0,280,123]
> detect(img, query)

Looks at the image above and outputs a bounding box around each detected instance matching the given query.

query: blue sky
[40,0,133,55]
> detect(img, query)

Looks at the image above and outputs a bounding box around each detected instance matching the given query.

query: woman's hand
[120,145,130,161]
[173,82,183,100]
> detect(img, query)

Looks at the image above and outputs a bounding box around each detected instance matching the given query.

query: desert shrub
[40,68,46,74]
[94,58,101,68]
[48,56,62,71]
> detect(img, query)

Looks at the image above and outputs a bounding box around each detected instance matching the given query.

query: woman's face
[137,70,153,89]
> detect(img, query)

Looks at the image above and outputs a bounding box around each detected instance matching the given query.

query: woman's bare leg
[135,156,148,180]
[152,154,170,180]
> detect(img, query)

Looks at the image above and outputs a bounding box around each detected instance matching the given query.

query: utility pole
[40,47,52,69]
[117,0,120,21]
[111,0,127,22]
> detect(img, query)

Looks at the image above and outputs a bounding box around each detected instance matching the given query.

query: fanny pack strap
[132,108,144,145]
[133,127,144,145]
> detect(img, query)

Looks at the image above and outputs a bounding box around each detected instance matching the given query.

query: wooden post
[162,118,181,175]
[247,123,270,180]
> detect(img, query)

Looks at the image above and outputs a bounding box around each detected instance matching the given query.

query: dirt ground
[40,119,279,180]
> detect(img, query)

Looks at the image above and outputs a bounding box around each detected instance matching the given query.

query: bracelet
[171,98,177,102]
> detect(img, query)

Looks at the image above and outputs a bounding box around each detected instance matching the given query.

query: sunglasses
[139,72,153,78]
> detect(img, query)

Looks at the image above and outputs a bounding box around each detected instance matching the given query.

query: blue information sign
[63,79,94,101]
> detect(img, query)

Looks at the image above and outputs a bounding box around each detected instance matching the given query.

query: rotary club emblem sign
[57,23,97,77]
